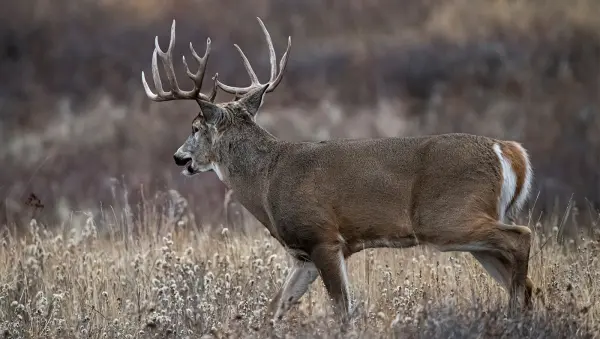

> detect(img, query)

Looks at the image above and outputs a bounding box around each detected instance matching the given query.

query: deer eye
[192,126,199,134]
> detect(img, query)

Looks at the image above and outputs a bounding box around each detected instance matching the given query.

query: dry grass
[0,187,599,338]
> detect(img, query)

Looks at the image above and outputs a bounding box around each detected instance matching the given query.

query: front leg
[310,243,352,322]
[267,258,318,322]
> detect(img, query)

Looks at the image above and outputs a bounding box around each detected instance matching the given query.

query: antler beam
[142,20,217,102]
[215,17,291,96]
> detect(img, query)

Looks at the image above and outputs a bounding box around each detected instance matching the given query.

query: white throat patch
[212,162,224,182]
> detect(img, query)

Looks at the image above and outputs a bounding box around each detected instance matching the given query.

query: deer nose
[173,154,191,166]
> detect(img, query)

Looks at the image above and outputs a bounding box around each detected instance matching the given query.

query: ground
[0,191,598,338]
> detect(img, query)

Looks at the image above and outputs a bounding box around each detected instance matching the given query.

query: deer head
[141,18,290,178]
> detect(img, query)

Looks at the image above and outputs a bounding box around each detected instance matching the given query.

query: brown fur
[208,119,534,320]
[142,17,535,323]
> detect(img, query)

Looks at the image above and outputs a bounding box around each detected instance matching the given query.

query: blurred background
[1,0,600,233]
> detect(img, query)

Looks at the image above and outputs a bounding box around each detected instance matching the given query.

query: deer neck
[214,124,280,197]
[213,124,281,229]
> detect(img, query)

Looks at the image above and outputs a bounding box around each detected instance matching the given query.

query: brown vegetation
[0,188,599,338]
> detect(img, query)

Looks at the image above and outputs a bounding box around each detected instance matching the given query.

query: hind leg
[494,223,533,312]
[472,250,533,311]
[429,218,533,312]
[507,225,533,312]
[471,252,511,288]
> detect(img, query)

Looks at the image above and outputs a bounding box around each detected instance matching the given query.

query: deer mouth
[182,162,198,176]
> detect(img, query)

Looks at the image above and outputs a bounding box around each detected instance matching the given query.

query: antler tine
[267,35,291,92]
[256,17,277,82]
[183,37,213,101]
[234,44,260,85]
[154,20,181,94]
[142,49,165,100]
[204,73,219,103]
[151,49,171,98]
[141,19,216,102]
[215,17,292,96]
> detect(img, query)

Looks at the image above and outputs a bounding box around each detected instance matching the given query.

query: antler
[215,17,291,96]
[141,20,217,102]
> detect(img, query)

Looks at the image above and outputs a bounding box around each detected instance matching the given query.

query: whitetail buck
[142,18,535,322]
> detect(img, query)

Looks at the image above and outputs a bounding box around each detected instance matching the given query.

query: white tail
[142,17,536,323]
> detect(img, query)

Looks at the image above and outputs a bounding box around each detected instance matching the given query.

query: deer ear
[239,84,268,117]
[196,99,223,126]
